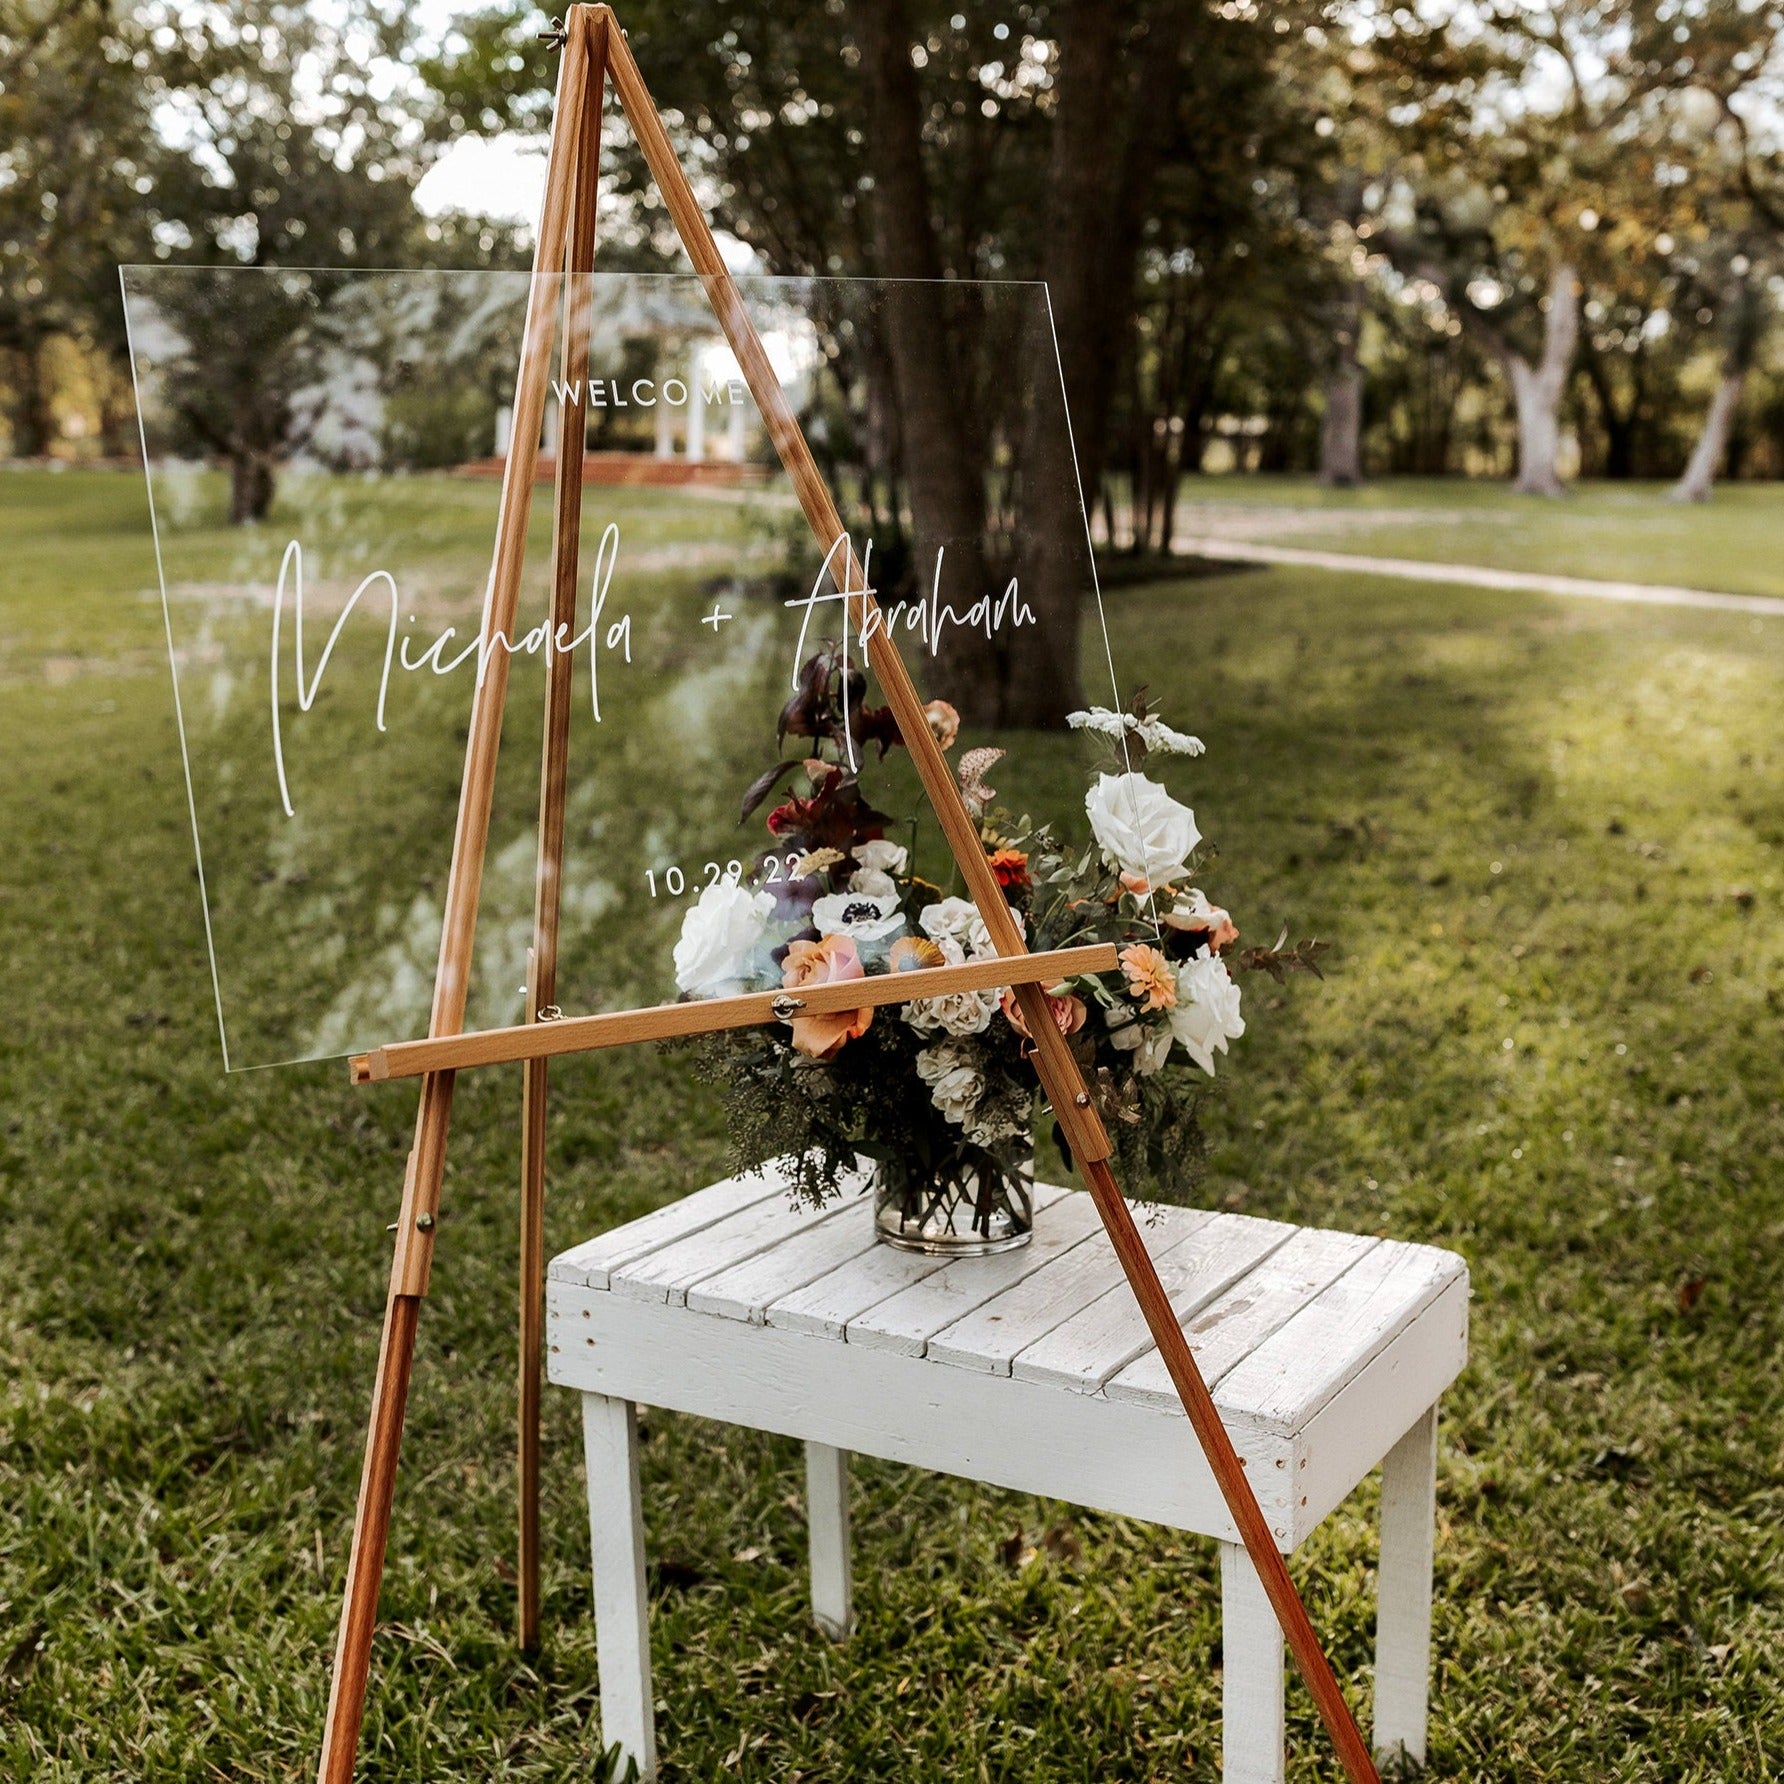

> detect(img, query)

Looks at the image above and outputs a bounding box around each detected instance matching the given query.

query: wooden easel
[315,10,1382,1781]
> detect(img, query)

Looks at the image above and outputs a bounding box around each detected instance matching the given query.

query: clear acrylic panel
[123,267,1140,1070]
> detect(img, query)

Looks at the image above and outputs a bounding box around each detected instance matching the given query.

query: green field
[3,468,1783,1779]
[1170,475,1784,600]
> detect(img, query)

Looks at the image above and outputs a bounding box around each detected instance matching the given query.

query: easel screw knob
[1074,1091,1091,1108]
[416,1212,437,1232]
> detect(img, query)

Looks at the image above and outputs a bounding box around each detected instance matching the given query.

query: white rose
[853,839,908,876]
[849,867,898,900]
[1085,772,1200,892]
[672,881,775,997]
[812,889,906,943]
[919,896,980,949]
[1107,1006,1173,1075]
[915,1041,984,1128]
[1168,952,1245,1075]
[904,935,999,1037]
[919,895,1023,960]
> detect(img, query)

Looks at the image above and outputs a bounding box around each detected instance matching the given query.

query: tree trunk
[1602,414,1635,480]
[849,0,999,722]
[1009,0,1189,726]
[1578,346,1638,479]
[1009,0,1124,726]
[98,368,136,461]
[229,451,275,525]
[1318,281,1364,487]
[19,336,59,458]
[1158,430,1183,551]
[1670,372,1745,503]
[1505,263,1578,497]
[1671,272,1760,503]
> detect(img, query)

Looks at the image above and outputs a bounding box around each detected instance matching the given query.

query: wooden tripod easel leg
[519,17,608,1653]
[314,20,597,1783]
[601,24,1380,1780]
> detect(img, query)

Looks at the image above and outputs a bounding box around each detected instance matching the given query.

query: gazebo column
[686,346,706,463]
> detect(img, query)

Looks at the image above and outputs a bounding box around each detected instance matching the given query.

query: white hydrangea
[1106,1006,1174,1075]
[1068,706,1205,756]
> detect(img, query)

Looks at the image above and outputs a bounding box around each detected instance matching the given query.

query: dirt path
[1172,534,1784,620]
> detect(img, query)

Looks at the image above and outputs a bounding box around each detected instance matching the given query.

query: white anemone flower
[811,889,906,943]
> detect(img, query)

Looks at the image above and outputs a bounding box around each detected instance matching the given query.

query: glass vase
[871,1146,1034,1256]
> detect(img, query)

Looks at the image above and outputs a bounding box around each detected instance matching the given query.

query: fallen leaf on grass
[1041,1522,1083,1564]
[1677,1277,1707,1314]
[997,1527,1036,1569]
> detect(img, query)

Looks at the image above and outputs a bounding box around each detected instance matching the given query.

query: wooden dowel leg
[1081,1156,1379,1784]
[518,1050,547,1651]
[516,8,608,1652]
[316,1291,423,1784]
[316,14,593,1774]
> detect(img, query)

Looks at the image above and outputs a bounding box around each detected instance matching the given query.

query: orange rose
[1162,888,1239,953]
[1000,984,1088,1045]
[923,699,960,750]
[781,934,873,1059]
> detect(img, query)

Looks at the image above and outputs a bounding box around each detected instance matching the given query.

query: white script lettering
[269,524,633,818]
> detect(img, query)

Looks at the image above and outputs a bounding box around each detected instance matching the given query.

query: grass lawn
[3,467,1783,1779]
[1168,475,1784,600]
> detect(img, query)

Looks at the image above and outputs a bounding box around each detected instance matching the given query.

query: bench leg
[804,1441,853,1640]
[1375,1402,1438,1770]
[581,1394,657,1782]
[1219,1539,1286,1784]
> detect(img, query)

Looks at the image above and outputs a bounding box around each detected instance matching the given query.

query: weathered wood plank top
[548,1163,1467,1436]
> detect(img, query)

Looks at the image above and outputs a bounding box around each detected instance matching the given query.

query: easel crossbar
[350,945,1119,1083]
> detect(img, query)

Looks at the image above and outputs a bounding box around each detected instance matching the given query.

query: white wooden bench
[546,1166,1469,1780]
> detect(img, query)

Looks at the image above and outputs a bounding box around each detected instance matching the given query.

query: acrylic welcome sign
[122,267,1141,1071]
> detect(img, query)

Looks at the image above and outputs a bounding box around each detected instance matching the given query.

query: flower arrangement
[677,644,1323,1248]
